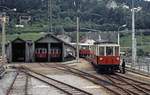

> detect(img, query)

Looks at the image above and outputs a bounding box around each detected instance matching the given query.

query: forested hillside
[1,0,150,32]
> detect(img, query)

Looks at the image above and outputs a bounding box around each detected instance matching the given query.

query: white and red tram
[71,42,121,72]
[88,42,120,72]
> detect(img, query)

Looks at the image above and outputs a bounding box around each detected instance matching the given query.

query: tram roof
[96,43,120,46]
[94,41,119,46]
[71,43,93,46]
[71,42,119,46]
[94,41,115,44]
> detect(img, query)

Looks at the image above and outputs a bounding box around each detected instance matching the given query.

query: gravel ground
[27,60,107,95]
[0,72,17,95]
[27,73,106,95]
[48,74,105,95]
[124,72,150,84]
[2,59,108,95]
[2,59,150,95]
[30,77,66,95]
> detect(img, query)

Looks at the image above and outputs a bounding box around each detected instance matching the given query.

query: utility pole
[118,24,127,45]
[74,1,80,63]
[1,12,6,64]
[132,0,136,67]
[76,11,79,63]
[48,0,52,32]
[117,31,120,45]
[0,7,16,64]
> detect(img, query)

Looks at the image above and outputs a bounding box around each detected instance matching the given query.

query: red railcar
[78,42,120,72]
[79,43,93,58]
[88,42,120,72]
[35,48,47,58]
[35,48,61,58]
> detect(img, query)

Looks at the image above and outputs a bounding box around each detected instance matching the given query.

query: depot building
[6,33,76,63]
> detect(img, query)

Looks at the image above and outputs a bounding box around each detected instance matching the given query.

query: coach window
[106,47,113,56]
[82,46,88,49]
[93,46,96,55]
[99,47,104,56]
[115,46,119,56]
[40,48,42,53]
[91,46,96,57]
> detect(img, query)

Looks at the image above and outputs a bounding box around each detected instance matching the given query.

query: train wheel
[95,68,99,73]
[94,65,99,73]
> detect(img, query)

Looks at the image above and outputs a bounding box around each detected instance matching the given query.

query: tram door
[35,43,48,62]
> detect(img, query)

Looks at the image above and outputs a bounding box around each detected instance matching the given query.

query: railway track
[126,67,150,77]
[19,66,92,95]
[25,75,29,95]
[6,72,18,95]
[116,73,150,86]
[6,72,28,95]
[0,64,5,79]
[103,74,150,95]
[39,63,150,95]
[0,58,2,64]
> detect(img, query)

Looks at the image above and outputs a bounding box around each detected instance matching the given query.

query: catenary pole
[76,13,79,63]
[132,0,136,67]
[1,12,6,64]
[48,0,52,32]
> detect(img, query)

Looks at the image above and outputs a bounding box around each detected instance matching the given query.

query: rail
[104,74,150,95]
[126,66,150,77]
[6,72,28,95]
[19,66,92,95]
[6,72,19,95]
[40,63,144,95]
[0,64,5,79]
[0,57,2,64]
[124,56,150,75]
[25,75,28,95]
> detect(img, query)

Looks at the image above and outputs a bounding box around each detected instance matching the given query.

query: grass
[0,32,45,42]
[0,32,45,55]
[120,35,150,52]
[0,32,150,54]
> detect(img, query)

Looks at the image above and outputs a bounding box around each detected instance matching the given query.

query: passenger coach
[87,42,120,72]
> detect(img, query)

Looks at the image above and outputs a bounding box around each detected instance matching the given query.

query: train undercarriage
[92,63,120,73]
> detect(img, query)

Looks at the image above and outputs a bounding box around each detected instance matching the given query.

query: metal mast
[74,1,80,63]
[76,10,79,63]
[48,0,52,32]
[132,0,136,67]
[1,13,6,64]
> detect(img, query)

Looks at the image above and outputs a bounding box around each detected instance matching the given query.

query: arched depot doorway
[50,43,62,62]
[12,38,26,62]
[35,43,48,62]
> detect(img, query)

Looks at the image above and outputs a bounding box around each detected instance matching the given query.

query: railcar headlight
[116,57,120,60]
[99,57,103,60]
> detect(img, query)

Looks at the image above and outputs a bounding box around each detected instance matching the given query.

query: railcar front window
[115,46,119,56]
[82,46,89,49]
[106,47,113,56]
[99,47,104,56]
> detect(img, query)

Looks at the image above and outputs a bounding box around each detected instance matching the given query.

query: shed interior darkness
[12,42,26,62]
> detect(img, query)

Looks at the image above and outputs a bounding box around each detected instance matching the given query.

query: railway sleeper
[19,66,92,95]
[109,75,150,94]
